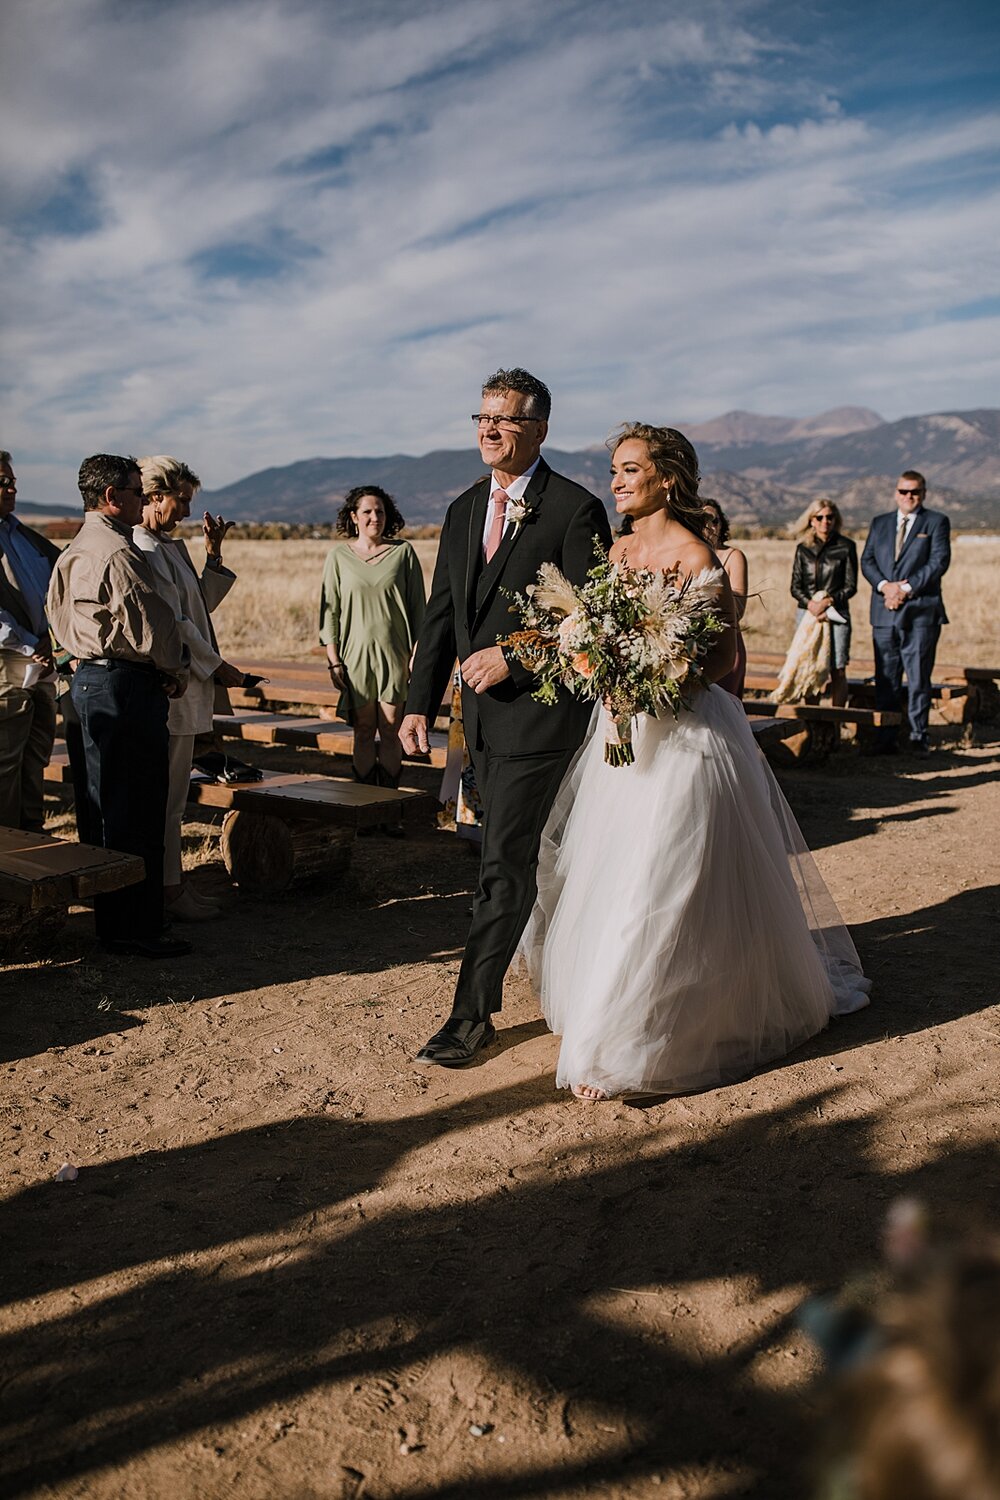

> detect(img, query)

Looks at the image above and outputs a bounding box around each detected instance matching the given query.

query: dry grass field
[202,534,1000,669]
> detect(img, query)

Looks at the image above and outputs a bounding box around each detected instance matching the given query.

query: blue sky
[2,0,998,502]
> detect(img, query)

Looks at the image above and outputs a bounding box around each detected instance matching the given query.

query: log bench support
[219,810,355,893]
[188,772,432,894]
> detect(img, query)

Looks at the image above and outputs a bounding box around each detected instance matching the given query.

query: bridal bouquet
[501,551,726,766]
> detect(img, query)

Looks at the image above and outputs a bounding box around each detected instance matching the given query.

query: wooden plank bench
[743,700,902,759]
[746,649,970,676]
[187,772,433,892]
[229,658,456,726]
[743,668,966,701]
[745,716,804,755]
[43,751,434,894]
[212,710,450,770]
[744,648,977,716]
[0,826,144,960]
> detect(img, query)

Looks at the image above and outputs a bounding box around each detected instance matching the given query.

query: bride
[518,424,870,1101]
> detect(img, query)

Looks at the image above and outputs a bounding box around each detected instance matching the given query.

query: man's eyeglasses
[116,484,145,497]
[0,477,16,491]
[472,413,542,431]
[897,487,923,498]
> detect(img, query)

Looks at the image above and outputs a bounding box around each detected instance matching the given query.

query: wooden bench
[743,649,980,724]
[212,710,450,770]
[187,771,432,891]
[743,700,902,759]
[43,751,434,894]
[745,716,804,754]
[227,658,455,728]
[0,826,144,960]
[744,667,966,703]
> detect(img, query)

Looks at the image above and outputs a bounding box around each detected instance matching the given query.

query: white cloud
[1,0,997,501]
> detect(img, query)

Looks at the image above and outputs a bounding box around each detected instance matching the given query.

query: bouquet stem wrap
[604,710,634,766]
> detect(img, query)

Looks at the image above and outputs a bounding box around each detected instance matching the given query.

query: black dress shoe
[100,935,194,958]
[415,1018,497,1067]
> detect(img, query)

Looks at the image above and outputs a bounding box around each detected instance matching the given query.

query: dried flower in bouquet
[501,546,726,766]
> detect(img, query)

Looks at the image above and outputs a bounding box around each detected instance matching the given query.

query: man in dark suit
[860,469,950,756]
[401,368,612,1065]
[0,450,61,831]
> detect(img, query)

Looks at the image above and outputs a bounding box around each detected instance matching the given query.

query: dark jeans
[872,617,941,746]
[59,687,99,846]
[71,662,169,943]
[451,744,576,1022]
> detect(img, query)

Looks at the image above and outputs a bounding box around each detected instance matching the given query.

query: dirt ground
[2,725,999,1500]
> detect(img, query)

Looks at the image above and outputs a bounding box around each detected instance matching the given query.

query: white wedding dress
[518,685,870,1097]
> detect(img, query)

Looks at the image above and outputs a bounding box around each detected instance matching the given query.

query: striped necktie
[894,513,907,561]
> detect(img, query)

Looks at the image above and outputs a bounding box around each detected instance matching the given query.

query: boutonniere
[507,498,534,536]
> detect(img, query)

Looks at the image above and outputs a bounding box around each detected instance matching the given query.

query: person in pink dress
[702,499,748,700]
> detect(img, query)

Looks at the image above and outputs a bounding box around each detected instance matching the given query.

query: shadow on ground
[0,818,478,1062]
[2,1065,999,1499]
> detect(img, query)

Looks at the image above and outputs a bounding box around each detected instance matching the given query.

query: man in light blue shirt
[0,451,61,829]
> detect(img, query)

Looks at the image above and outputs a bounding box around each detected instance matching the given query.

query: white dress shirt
[480,458,541,552]
[878,507,920,594]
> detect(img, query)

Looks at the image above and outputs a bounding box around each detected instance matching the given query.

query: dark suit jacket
[0,518,60,639]
[860,506,950,629]
[406,457,612,756]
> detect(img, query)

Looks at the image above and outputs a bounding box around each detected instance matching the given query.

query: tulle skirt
[518,687,870,1097]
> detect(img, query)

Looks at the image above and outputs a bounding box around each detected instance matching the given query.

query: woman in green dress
[319,486,426,786]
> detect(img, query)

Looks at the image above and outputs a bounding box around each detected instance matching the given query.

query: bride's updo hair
[608,423,706,538]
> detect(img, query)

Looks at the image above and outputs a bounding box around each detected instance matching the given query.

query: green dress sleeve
[319,547,340,647]
[402,542,426,644]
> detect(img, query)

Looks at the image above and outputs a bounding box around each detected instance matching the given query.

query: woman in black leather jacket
[790,499,858,706]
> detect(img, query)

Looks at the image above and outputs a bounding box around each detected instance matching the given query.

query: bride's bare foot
[571,1083,610,1102]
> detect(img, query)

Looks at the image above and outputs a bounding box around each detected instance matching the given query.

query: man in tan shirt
[47,454,192,958]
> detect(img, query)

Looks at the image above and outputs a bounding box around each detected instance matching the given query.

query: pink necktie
[485,490,508,563]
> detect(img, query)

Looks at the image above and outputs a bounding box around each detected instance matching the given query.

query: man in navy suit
[860,470,950,756]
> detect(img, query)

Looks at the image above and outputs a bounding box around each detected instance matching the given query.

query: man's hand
[461,646,510,695]
[30,649,54,670]
[400,714,430,755]
[214,661,245,689]
[203,512,235,558]
[883,582,907,611]
[806,596,831,619]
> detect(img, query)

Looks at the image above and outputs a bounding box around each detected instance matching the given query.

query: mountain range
[193,405,997,531]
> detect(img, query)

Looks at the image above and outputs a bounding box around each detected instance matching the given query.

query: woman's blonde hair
[793,497,843,540]
[138,455,202,498]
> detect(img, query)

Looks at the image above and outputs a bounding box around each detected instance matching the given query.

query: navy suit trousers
[71,661,169,942]
[872,616,941,745]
